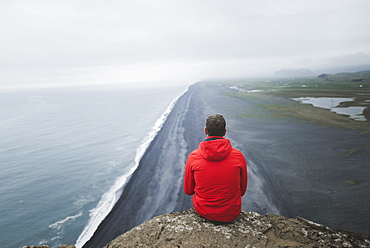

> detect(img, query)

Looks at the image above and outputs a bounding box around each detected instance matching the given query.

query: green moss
[347,179,359,185]
[343,149,359,155]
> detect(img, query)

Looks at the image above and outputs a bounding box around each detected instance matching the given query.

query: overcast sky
[1,0,370,88]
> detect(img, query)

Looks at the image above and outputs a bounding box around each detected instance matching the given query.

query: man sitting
[183,114,248,222]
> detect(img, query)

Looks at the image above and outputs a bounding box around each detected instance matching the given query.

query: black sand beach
[83,81,370,247]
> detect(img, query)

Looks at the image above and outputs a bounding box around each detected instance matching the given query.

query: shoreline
[82,84,203,248]
[76,85,191,248]
[83,81,370,247]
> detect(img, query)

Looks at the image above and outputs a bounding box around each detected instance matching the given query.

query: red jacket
[184,136,248,222]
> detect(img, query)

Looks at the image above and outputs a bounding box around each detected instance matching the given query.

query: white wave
[38,239,49,246]
[73,195,95,208]
[75,84,192,248]
[49,212,83,230]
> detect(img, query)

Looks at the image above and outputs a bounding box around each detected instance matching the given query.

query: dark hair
[206,114,226,136]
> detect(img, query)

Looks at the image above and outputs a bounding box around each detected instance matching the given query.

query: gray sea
[0,82,189,248]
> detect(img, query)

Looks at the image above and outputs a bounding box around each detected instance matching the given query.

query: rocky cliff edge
[25,209,370,248]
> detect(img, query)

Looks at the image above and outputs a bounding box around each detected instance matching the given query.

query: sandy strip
[83,82,370,247]
[197,81,370,236]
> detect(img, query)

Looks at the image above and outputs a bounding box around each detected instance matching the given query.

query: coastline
[75,84,191,248]
[82,83,204,248]
[74,85,191,248]
[83,81,370,247]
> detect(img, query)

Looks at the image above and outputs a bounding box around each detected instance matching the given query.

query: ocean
[0,82,190,248]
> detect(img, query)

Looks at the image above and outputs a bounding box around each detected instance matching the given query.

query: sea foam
[49,212,83,230]
[75,85,190,248]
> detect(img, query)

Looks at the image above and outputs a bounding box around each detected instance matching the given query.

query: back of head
[206,114,226,136]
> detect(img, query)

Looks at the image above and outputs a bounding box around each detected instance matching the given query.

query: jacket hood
[199,137,232,161]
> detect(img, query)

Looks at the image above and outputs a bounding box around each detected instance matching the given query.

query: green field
[215,70,370,134]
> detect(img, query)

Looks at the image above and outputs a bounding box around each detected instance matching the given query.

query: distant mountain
[273,68,316,78]
[317,69,370,82]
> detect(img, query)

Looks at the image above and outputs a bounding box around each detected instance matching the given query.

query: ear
[223,129,227,136]
[204,128,208,135]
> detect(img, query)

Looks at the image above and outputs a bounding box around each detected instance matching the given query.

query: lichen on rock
[104,209,370,248]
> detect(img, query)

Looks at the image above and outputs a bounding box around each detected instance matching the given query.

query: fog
[1,0,369,88]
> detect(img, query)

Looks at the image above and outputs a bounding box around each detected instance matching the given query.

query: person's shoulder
[230,147,246,158]
[188,148,202,157]
[186,149,203,164]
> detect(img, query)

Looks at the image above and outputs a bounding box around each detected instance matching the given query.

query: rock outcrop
[105,209,370,248]
[23,209,370,248]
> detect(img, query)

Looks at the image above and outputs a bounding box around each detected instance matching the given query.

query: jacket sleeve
[183,155,195,195]
[240,154,248,196]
